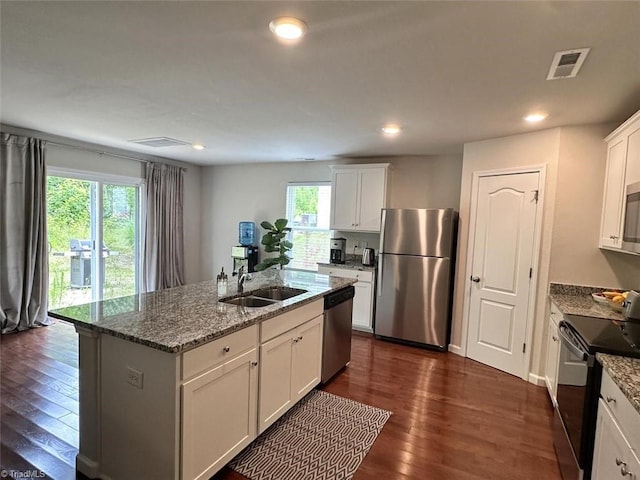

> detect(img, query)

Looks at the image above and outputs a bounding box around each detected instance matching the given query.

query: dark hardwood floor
[1,321,561,480]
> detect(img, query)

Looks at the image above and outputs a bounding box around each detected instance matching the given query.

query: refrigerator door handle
[377,254,383,297]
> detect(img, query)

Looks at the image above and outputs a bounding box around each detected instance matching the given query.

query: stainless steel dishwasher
[321,285,355,383]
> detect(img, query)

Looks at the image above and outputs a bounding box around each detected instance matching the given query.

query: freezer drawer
[374,253,451,349]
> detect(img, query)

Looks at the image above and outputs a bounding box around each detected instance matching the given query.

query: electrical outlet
[126,367,144,389]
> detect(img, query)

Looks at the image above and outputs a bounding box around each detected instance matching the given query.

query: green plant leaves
[255,217,294,271]
[274,218,288,231]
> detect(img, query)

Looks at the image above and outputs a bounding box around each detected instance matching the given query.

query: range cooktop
[563,314,640,358]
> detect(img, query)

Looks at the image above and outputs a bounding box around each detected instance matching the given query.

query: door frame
[47,167,145,301]
[460,165,546,381]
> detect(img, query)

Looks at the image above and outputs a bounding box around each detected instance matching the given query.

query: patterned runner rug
[229,389,392,480]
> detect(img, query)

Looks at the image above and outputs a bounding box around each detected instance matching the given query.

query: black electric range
[553,314,640,480]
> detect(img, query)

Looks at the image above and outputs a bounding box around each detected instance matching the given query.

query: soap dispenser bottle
[216,267,228,296]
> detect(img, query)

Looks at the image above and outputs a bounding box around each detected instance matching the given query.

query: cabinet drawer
[601,369,640,453]
[182,325,258,381]
[318,266,373,283]
[261,299,323,343]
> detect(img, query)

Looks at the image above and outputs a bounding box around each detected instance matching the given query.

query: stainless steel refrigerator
[374,208,457,350]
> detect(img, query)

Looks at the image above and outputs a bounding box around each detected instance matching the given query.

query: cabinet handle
[606,396,617,404]
[223,346,230,353]
[293,337,299,343]
[471,275,480,283]
[552,336,558,342]
[251,361,258,367]
[621,464,632,477]
[616,458,625,466]
[298,336,303,341]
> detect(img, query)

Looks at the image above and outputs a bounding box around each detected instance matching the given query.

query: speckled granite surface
[49,270,355,354]
[549,282,625,321]
[317,256,376,272]
[597,353,640,415]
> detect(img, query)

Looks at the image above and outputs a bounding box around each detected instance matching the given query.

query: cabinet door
[291,315,323,401]
[624,125,640,186]
[331,169,359,230]
[544,318,560,405]
[258,331,294,433]
[182,348,258,480]
[600,137,628,248]
[357,168,387,231]
[592,400,640,480]
[352,280,373,331]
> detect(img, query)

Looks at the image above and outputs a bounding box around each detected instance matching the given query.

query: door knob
[470,276,480,283]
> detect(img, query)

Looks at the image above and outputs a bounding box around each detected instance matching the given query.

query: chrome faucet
[237,266,247,293]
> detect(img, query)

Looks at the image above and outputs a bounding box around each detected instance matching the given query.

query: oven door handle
[558,324,594,366]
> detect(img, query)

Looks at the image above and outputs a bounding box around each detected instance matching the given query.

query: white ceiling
[1,1,639,166]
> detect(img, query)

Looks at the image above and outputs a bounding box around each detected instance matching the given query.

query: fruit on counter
[602,291,629,304]
[602,291,623,299]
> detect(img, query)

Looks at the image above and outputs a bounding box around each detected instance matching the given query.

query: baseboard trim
[77,453,100,478]
[448,344,464,356]
[528,372,546,386]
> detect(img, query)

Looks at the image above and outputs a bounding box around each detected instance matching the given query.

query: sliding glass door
[47,172,142,309]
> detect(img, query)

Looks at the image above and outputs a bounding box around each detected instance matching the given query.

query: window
[47,170,143,309]
[285,183,331,271]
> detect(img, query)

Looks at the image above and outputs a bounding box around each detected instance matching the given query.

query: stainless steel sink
[221,296,278,308]
[251,287,307,301]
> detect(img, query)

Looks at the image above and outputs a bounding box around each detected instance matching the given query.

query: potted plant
[255,218,293,271]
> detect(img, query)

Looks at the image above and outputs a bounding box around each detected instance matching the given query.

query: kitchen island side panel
[100,334,181,480]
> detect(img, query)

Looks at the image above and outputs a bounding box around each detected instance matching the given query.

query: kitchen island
[49,270,355,480]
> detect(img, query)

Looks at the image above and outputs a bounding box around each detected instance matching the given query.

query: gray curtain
[1,133,51,333]
[143,162,185,292]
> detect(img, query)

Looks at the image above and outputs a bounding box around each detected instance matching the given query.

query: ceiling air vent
[129,137,190,148]
[547,48,590,80]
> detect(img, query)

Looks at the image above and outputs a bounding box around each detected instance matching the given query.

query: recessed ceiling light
[381,125,401,136]
[524,113,548,123]
[192,144,205,150]
[269,17,307,41]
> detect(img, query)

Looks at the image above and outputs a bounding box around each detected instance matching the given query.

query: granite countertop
[597,353,640,415]
[549,283,625,321]
[48,270,355,354]
[317,259,376,272]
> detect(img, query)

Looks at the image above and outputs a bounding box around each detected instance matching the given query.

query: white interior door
[466,172,540,378]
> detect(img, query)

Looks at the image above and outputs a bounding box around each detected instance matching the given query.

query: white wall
[454,128,561,380]
[551,125,640,288]
[200,155,463,280]
[2,125,203,285]
[455,123,640,381]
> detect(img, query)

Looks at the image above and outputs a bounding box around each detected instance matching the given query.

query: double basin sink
[221,286,307,308]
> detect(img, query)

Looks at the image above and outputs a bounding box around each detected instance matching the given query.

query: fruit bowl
[591,293,609,305]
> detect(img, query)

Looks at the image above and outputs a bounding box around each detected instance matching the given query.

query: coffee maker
[330,237,346,264]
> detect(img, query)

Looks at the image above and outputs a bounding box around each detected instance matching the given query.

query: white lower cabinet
[258,313,323,433]
[318,265,374,332]
[592,369,640,480]
[592,399,640,480]
[544,302,562,405]
[181,347,258,480]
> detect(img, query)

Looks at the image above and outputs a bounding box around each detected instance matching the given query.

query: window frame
[285,181,332,272]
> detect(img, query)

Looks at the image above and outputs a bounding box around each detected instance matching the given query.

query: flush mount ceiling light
[524,113,548,123]
[269,17,307,41]
[192,144,206,150]
[381,125,402,136]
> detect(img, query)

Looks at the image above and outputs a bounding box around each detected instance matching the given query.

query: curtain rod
[45,140,188,171]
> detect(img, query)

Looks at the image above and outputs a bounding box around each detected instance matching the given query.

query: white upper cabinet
[600,137,628,248]
[330,164,389,232]
[600,110,640,250]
